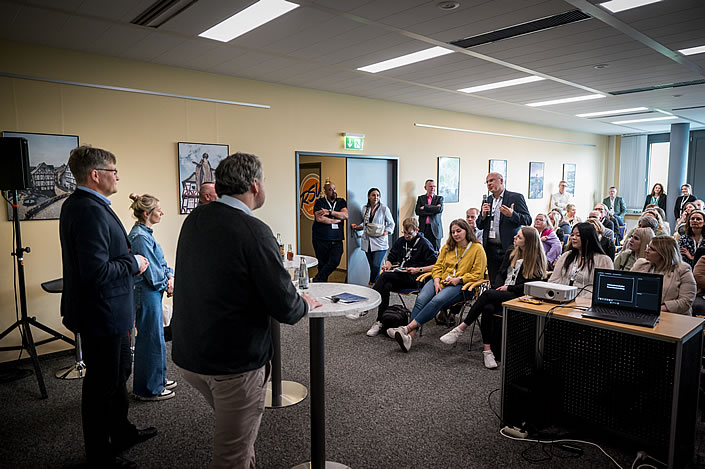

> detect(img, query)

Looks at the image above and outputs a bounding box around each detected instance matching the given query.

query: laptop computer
[581,268,663,328]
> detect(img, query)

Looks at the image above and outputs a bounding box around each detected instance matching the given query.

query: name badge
[489,229,496,239]
[331,224,339,230]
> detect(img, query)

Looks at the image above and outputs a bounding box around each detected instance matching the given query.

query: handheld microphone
[482,194,492,220]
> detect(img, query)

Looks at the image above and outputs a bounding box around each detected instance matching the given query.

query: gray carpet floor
[1,295,704,468]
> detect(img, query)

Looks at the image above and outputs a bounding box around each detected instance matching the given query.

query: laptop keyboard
[590,306,654,321]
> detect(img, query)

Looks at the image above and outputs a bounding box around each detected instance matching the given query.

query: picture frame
[563,163,576,195]
[3,131,79,221]
[178,142,229,214]
[489,159,507,184]
[528,162,544,199]
[437,156,460,203]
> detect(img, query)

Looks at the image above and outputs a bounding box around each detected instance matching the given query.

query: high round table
[266,255,318,408]
[292,282,381,469]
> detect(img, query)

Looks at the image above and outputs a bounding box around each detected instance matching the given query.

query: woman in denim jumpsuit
[128,193,176,400]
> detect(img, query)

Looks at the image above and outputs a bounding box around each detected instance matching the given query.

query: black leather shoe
[113,426,158,452]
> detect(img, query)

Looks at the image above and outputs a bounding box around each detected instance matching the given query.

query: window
[646,133,670,196]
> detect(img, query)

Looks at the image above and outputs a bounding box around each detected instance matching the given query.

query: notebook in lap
[581,269,662,328]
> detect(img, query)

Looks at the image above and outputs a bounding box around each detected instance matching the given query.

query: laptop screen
[591,269,663,313]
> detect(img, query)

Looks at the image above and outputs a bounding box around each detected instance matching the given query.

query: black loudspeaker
[0,137,31,190]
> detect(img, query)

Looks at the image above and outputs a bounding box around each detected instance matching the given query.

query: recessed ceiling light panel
[576,107,648,117]
[599,0,662,13]
[357,46,453,73]
[199,0,299,43]
[679,45,705,56]
[458,76,544,94]
[526,94,605,107]
[612,116,677,124]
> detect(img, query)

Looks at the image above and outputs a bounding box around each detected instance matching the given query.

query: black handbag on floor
[380,305,410,330]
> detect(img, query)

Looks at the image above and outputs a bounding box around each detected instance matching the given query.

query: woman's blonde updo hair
[129,193,160,222]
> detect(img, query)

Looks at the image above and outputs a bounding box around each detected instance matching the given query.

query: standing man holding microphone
[479,172,532,282]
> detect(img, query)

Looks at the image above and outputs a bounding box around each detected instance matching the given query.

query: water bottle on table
[298,257,308,290]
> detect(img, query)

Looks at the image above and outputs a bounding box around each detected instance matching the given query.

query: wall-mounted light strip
[357,46,453,73]
[414,123,596,147]
[199,0,299,43]
[576,107,648,117]
[0,72,271,109]
[458,76,544,94]
[527,94,605,107]
[612,116,677,124]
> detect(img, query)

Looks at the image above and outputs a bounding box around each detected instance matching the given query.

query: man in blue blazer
[479,172,532,282]
[60,146,151,467]
[415,179,444,250]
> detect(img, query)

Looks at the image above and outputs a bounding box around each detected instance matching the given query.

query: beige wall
[0,40,608,362]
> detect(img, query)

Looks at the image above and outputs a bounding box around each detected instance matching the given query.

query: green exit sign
[344,133,365,150]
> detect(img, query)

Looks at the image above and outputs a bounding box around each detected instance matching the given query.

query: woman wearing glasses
[127,193,176,401]
[632,236,696,315]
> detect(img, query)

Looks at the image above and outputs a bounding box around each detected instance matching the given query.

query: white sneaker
[386,325,408,339]
[345,313,360,320]
[483,350,498,369]
[440,326,464,345]
[366,321,383,337]
[395,330,412,353]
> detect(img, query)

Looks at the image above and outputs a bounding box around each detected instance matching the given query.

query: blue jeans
[409,280,467,326]
[133,286,167,397]
[365,249,387,283]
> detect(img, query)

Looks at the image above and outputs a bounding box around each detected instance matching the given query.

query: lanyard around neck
[400,237,420,268]
[452,243,472,277]
[325,198,336,212]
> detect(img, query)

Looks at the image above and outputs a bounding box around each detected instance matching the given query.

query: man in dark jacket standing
[479,172,532,282]
[416,179,444,250]
[60,146,152,467]
[172,153,320,468]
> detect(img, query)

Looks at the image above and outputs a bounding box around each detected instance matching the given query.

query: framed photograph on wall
[489,159,507,184]
[563,163,576,195]
[3,131,79,221]
[528,162,544,199]
[178,142,229,214]
[437,156,460,203]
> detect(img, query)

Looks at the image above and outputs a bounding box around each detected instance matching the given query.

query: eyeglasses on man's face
[95,168,118,175]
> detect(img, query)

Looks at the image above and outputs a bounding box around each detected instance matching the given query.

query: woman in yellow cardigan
[388,219,487,352]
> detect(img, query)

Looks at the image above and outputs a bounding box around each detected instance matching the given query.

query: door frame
[294,151,400,261]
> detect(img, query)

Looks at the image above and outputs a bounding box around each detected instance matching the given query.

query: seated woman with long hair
[564,204,582,227]
[675,202,696,237]
[549,223,613,298]
[632,236,696,315]
[387,219,486,353]
[677,209,705,268]
[439,226,546,369]
[614,227,654,271]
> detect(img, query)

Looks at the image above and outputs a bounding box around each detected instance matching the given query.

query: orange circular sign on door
[300,173,320,221]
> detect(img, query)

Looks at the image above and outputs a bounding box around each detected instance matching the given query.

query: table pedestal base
[265,380,307,408]
[292,461,350,469]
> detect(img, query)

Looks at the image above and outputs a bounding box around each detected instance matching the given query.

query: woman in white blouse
[631,236,696,315]
[549,222,613,298]
[351,187,395,284]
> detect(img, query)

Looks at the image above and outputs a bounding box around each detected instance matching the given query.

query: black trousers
[462,288,518,344]
[372,271,418,320]
[81,332,137,463]
[484,242,506,285]
[422,225,439,251]
[312,239,344,282]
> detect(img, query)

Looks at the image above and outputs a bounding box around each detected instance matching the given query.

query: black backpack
[380,304,410,330]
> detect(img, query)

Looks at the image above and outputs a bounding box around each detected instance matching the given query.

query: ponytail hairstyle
[510,226,546,280]
[129,193,160,223]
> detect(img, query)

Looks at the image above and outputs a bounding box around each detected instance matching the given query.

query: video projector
[524,281,578,303]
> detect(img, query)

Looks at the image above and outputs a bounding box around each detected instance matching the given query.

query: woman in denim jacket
[128,193,176,401]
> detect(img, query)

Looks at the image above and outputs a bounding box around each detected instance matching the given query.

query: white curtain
[619,135,648,212]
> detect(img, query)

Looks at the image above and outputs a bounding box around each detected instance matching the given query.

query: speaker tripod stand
[0,190,75,399]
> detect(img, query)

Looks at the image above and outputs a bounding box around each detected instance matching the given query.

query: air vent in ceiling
[610,79,705,95]
[449,10,591,49]
[131,0,198,28]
